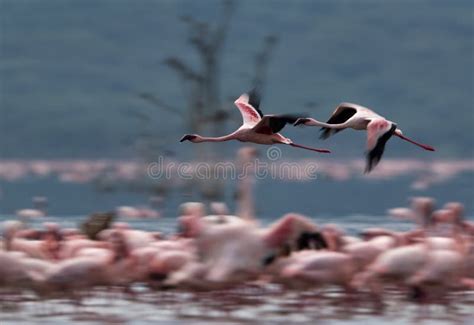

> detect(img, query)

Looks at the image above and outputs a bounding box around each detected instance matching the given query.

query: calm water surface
[1,176,473,324]
[1,214,473,325]
[1,286,473,325]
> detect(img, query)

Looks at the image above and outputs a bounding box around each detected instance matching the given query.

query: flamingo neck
[195,133,236,143]
[304,118,350,129]
[4,234,12,251]
[306,119,338,128]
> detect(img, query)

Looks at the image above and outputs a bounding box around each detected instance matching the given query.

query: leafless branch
[252,35,279,91]
[203,109,231,123]
[211,0,236,53]
[138,92,184,117]
[122,108,151,121]
[163,57,203,82]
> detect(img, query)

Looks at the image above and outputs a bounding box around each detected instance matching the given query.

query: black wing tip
[319,127,342,140]
[319,128,331,140]
[247,88,262,111]
[364,157,379,173]
[364,124,397,173]
[365,151,382,173]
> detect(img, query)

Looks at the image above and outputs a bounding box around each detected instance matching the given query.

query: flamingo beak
[180,134,197,142]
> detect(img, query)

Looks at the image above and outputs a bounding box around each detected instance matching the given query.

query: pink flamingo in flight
[294,103,435,172]
[180,89,330,153]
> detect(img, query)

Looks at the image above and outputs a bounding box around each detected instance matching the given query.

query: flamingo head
[177,214,202,238]
[180,134,200,143]
[109,230,130,261]
[293,118,311,126]
[42,229,63,259]
[444,202,464,223]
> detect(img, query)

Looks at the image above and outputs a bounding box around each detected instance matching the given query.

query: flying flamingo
[180,90,330,153]
[294,103,434,172]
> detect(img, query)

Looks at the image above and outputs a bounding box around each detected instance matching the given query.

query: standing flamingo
[180,89,330,153]
[16,196,48,219]
[294,103,434,172]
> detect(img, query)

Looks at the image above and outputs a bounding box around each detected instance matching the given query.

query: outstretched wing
[253,114,302,135]
[234,89,264,127]
[365,120,397,173]
[320,104,358,139]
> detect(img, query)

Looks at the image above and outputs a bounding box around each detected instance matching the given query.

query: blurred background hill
[0,1,473,217]
[1,0,472,159]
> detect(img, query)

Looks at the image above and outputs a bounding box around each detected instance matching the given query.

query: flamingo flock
[0,90,465,312]
[181,90,435,172]
[1,197,473,302]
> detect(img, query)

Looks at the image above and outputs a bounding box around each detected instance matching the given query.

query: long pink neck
[306,118,348,129]
[196,133,236,143]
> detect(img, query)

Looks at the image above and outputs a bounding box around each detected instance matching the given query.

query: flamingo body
[294,102,434,172]
[180,90,330,153]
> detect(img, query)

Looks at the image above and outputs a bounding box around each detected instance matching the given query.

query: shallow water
[1,284,473,324]
[1,213,416,237]
[1,173,473,324]
[1,214,473,324]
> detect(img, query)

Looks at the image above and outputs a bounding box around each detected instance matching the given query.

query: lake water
[1,212,473,325]
[1,174,473,324]
[1,284,473,325]
[1,0,473,322]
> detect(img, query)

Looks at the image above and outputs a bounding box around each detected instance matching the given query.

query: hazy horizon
[1,0,473,159]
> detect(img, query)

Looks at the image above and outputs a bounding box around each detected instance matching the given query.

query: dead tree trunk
[134,0,279,200]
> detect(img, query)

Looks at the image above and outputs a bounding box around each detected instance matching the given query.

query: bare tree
[122,0,282,201]
[137,0,279,161]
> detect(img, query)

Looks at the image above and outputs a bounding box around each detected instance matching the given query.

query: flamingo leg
[394,133,435,151]
[288,143,331,153]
